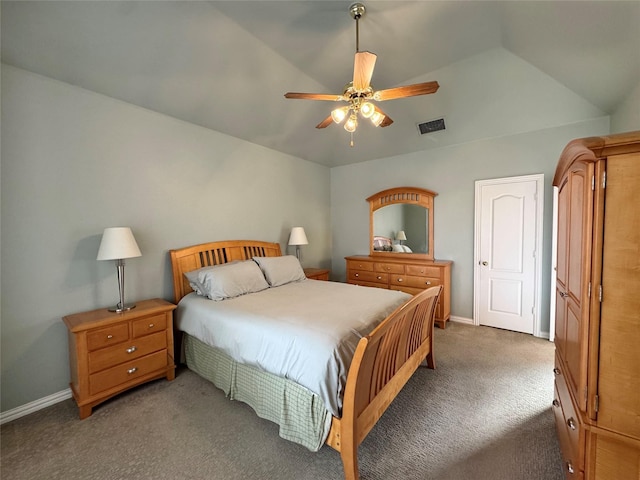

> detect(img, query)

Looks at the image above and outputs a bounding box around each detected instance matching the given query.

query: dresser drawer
[374,262,404,274]
[89,350,168,396]
[349,270,388,284]
[87,322,129,352]
[132,313,167,338]
[390,275,441,290]
[89,331,167,374]
[347,260,374,271]
[406,264,442,278]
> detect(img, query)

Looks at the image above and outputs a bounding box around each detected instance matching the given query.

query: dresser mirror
[368,187,436,260]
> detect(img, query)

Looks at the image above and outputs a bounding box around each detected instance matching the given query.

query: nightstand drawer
[132,314,167,338]
[87,322,129,351]
[89,350,168,396]
[88,331,167,374]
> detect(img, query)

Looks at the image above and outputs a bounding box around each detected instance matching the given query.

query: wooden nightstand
[304,268,330,281]
[63,298,176,419]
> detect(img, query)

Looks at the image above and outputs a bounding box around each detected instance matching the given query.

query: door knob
[481,261,488,266]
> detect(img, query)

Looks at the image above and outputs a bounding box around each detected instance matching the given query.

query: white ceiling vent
[418,118,446,135]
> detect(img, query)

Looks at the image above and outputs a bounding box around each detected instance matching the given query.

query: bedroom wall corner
[0,65,331,414]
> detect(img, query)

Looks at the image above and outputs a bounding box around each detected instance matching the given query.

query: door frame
[473,174,545,337]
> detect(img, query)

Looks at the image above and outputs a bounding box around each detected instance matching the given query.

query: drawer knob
[553,368,561,376]
[355,273,359,277]
[107,334,113,340]
[397,278,403,282]
[425,281,431,285]
[552,399,560,408]
[566,462,574,474]
[127,367,138,375]
[567,417,576,430]
[377,276,382,280]
[559,291,568,298]
[126,346,137,354]
[148,323,155,328]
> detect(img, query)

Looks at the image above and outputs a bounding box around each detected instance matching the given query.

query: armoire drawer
[554,354,585,476]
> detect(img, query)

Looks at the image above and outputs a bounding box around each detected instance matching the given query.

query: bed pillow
[253,255,306,287]
[184,260,269,301]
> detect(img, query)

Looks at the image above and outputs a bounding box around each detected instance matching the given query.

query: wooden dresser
[345,255,452,328]
[552,131,640,479]
[63,298,176,419]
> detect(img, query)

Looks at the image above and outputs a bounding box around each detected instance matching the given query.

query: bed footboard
[326,285,442,480]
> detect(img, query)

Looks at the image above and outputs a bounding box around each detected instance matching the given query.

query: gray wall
[0,66,331,412]
[330,118,610,334]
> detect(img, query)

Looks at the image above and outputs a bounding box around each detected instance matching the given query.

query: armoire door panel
[597,153,640,438]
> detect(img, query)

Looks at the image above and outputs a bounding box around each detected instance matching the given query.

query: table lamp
[288,227,308,261]
[97,227,142,312]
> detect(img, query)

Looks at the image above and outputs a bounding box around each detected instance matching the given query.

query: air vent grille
[418,118,445,135]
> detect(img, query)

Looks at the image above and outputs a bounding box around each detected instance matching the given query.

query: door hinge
[599,285,603,302]
[592,175,595,191]
[602,171,606,189]
[594,394,599,413]
[588,282,591,298]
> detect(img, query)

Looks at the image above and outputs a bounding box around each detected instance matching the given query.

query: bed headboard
[169,239,282,303]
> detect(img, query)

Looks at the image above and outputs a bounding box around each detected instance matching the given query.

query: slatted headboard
[169,240,282,303]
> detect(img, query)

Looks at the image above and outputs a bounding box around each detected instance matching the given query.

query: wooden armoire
[552,131,640,479]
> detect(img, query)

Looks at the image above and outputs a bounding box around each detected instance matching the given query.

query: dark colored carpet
[1,322,564,480]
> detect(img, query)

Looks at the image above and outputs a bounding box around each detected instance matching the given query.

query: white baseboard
[1,388,72,425]
[450,315,473,325]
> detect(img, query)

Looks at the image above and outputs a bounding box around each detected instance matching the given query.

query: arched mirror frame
[367,186,437,260]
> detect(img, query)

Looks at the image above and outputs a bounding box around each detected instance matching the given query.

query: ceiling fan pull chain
[355,16,360,52]
[350,132,354,147]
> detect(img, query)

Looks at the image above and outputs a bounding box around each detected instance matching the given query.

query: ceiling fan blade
[284,92,343,101]
[353,51,377,91]
[316,114,334,129]
[373,106,394,127]
[374,81,440,101]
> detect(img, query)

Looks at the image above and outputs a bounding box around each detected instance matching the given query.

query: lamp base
[108,303,137,313]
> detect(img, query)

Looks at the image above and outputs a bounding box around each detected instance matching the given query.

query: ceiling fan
[284,2,439,146]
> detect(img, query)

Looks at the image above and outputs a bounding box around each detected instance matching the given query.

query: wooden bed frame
[169,240,441,480]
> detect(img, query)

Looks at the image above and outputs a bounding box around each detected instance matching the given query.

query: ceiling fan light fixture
[331,106,349,124]
[360,101,375,118]
[344,114,358,133]
[370,111,385,127]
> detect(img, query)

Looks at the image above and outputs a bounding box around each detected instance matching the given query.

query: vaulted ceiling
[2,1,639,167]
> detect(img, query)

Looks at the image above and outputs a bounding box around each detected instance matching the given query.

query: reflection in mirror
[373,204,428,254]
[368,186,436,260]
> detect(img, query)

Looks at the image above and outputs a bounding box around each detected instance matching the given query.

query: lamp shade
[288,227,308,246]
[97,227,142,261]
[396,230,407,241]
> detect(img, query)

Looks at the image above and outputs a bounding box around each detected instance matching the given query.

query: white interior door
[474,175,544,335]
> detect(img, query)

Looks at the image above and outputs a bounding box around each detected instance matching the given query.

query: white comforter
[175,279,411,417]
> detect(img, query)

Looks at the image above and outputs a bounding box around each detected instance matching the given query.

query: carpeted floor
[1,322,564,480]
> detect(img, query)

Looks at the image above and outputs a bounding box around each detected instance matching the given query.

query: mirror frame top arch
[367,186,437,260]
